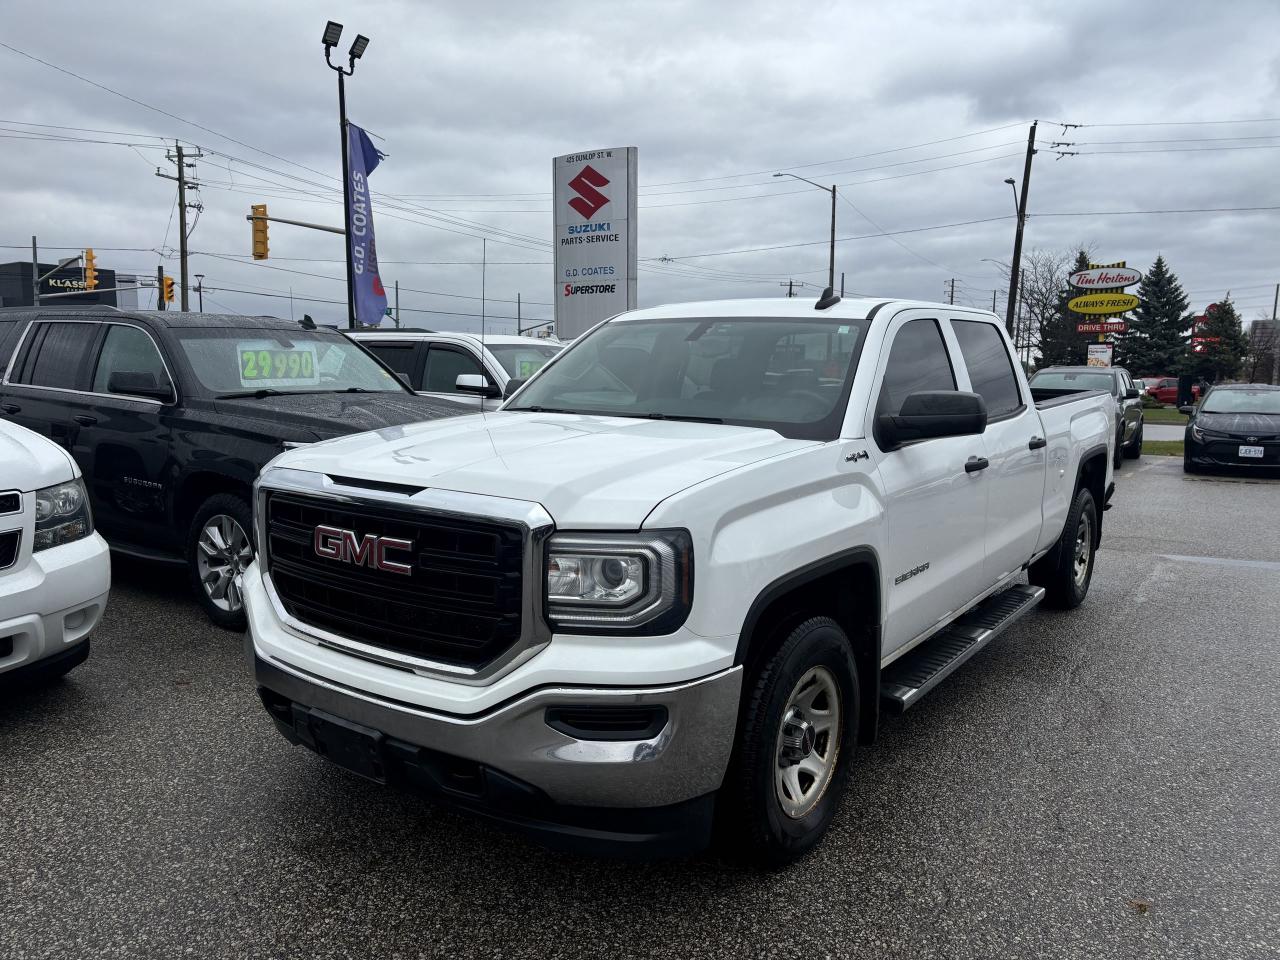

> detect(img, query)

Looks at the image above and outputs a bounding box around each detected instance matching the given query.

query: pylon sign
[1072,260,1140,336]
[553,147,638,340]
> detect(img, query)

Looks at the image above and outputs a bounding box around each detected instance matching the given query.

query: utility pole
[1005,121,1038,335]
[840,272,845,298]
[947,279,957,305]
[828,185,836,293]
[395,280,400,328]
[480,238,486,341]
[156,142,203,311]
[31,236,38,306]
[156,265,166,311]
[991,289,998,312]
[195,274,204,311]
[1271,283,1279,385]
[517,292,522,333]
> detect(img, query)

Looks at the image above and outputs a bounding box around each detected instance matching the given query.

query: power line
[1074,117,1280,128]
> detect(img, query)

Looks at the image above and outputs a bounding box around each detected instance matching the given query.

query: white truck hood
[271,411,815,527]
[0,419,78,491]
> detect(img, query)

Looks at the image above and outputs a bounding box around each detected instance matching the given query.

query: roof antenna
[299,313,316,330]
[815,286,841,310]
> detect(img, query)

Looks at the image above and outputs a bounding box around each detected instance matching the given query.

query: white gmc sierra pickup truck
[244,294,1115,864]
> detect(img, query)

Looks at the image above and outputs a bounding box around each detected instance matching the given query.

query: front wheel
[1123,421,1143,459]
[187,493,254,630]
[1029,486,1097,609]
[719,617,859,867]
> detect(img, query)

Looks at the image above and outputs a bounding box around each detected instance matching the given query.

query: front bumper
[1186,437,1280,468]
[0,532,110,678]
[253,648,742,855]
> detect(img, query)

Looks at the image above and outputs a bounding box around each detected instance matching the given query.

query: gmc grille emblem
[313,524,413,576]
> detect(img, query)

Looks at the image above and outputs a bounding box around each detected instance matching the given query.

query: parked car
[349,330,563,410]
[1132,377,1147,396]
[244,295,1115,864]
[1,417,111,685]
[1146,376,1201,406]
[1028,365,1143,465]
[0,306,467,629]
[1182,383,1280,473]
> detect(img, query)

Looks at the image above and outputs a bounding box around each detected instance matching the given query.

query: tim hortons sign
[1069,266,1142,290]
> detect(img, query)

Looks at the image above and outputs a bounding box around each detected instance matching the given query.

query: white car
[348,330,563,410]
[1,419,111,683]
[249,296,1114,863]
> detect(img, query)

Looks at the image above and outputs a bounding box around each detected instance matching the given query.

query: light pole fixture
[194,273,204,312]
[773,172,837,293]
[1004,177,1018,213]
[322,20,372,329]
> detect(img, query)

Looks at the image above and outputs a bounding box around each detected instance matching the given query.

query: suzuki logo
[313,524,413,576]
[567,165,610,219]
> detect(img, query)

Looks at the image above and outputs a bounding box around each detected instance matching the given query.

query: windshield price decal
[237,340,320,388]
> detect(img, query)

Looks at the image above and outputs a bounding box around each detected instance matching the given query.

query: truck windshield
[486,342,563,379]
[506,316,869,440]
[1029,371,1115,394]
[174,329,406,397]
[1201,389,1280,414]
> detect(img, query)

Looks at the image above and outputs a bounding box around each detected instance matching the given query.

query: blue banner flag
[347,123,388,326]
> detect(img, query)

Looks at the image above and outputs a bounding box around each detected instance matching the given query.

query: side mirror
[1179,405,1195,417]
[1125,387,1140,400]
[502,377,526,400]
[395,372,413,388]
[107,370,173,402]
[877,390,987,450]
[456,373,501,399]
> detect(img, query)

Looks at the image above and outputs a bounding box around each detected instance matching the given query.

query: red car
[1146,376,1200,406]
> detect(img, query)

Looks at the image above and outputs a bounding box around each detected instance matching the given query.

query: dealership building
[0,261,140,309]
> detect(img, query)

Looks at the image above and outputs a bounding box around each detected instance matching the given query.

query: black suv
[0,306,466,628]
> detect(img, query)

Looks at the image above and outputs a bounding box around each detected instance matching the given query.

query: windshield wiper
[215,388,290,399]
[515,405,580,414]
[642,412,724,424]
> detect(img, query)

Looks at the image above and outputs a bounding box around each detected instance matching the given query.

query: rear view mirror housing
[1125,387,1140,400]
[877,391,987,451]
[502,378,526,400]
[456,373,500,399]
[1179,405,1196,417]
[107,370,173,403]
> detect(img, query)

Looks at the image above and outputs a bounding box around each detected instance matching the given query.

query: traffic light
[84,248,98,290]
[251,204,269,260]
[162,276,175,303]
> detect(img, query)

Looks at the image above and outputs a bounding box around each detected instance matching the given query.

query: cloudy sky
[2,0,1278,332]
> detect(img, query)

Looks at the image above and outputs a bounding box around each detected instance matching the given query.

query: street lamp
[773,172,837,293]
[1004,177,1018,213]
[322,20,372,329]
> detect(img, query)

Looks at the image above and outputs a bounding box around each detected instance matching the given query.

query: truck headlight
[546,530,693,634]
[34,478,93,552]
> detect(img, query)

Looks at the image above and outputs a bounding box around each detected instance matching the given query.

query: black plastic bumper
[0,638,90,685]
[254,655,716,859]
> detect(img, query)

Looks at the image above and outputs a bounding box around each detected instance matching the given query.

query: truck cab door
[947,317,1043,587]
[869,314,989,659]
[74,322,179,551]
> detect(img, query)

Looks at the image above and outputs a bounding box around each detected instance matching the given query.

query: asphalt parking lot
[3,456,1278,960]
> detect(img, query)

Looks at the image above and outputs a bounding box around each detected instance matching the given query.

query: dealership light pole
[1004,121,1038,336]
[773,172,836,292]
[322,20,370,329]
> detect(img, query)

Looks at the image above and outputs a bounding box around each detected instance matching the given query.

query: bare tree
[986,247,1077,365]
[1243,313,1278,383]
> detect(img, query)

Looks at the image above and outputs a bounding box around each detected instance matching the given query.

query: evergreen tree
[1184,298,1248,383]
[1037,250,1090,367]
[1112,255,1190,375]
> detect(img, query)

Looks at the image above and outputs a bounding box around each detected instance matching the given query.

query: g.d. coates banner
[348,122,388,327]
[553,147,637,339]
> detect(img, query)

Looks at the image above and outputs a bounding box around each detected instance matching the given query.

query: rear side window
[951,319,1022,418]
[13,321,99,390]
[364,342,419,381]
[92,325,173,397]
[0,319,24,372]
[877,318,956,415]
[423,347,486,392]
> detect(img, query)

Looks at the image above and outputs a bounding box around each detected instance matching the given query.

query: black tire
[1183,452,1199,474]
[186,493,254,631]
[1029,487,1097,609]
[1123,421,1142,459]
[1113,424,1124,468]
[719,617,859,867]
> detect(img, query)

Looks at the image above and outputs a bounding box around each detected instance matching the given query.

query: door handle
[965,456,990,473]
[73,414,98,427]
[1028,435,1047,450]
[0,403,19,415]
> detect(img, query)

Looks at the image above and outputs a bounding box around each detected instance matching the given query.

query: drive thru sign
[553,147,638,340]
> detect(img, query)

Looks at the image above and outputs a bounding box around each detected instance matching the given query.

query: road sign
[1076,321,1129,333]
[1068,292,1140,315]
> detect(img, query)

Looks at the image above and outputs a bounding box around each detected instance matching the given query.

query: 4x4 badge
[845,449,870,462]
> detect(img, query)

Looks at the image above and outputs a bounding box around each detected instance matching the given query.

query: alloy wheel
[1073,511,1093,589]
[196,514,253,613]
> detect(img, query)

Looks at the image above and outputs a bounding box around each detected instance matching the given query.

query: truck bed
[1031,387,1111,408]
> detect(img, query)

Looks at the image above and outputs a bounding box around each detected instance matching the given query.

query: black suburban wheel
[720,617,859,867]
[1123,421,1142,459]
[187,493,254,630]
[1029,486,1097,609]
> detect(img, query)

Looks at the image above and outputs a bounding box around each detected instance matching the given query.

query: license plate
[1239,445,1264,458]
[294,706,387,782]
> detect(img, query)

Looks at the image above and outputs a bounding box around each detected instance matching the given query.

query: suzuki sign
[553,147,637,339]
